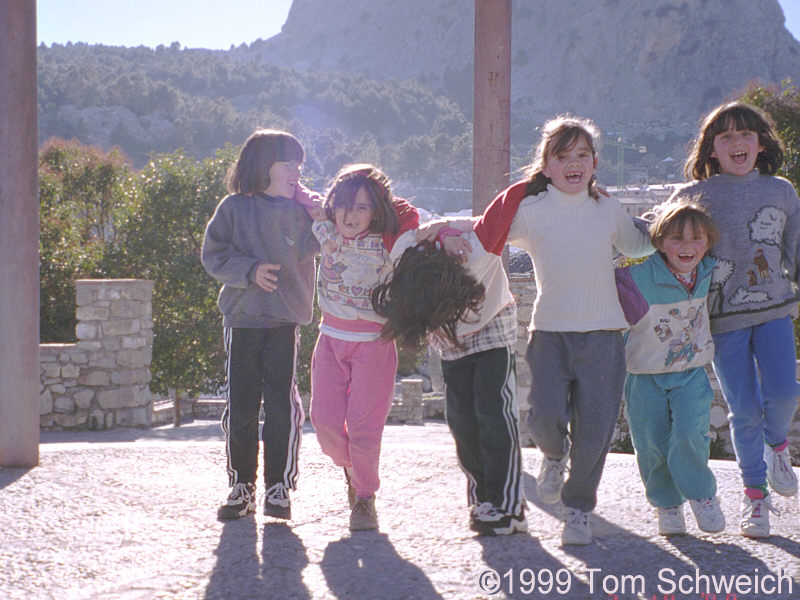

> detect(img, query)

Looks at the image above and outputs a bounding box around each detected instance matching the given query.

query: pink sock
[770,440,788,452]
[744,487,766,500]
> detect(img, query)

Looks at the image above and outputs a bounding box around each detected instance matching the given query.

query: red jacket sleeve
[382,197,420,252]
[473,181,529,256]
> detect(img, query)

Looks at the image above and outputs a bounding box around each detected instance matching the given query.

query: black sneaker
[264,482,292,520]
[473,503,528,536]
[217,482,256,520]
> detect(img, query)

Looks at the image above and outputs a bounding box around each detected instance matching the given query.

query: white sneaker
[740,494,779,538]
[764,443,798,497]
[689,497,725,533]
[264,482,291,520]
[657,505,686,535]
[561,507,592,545]
[537,455,568,504]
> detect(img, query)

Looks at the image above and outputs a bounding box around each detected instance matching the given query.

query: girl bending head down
[525,115,601,199]
[371,241,485,349]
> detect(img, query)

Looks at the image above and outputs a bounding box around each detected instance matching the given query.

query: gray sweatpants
[525,330,625,512]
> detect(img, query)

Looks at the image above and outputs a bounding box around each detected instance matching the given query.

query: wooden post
[473,0,511,216]
[0,0,40,467]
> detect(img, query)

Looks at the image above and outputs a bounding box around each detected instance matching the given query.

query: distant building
[609,183,680,216]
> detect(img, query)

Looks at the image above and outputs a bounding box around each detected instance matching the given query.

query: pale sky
[37,0,800,49]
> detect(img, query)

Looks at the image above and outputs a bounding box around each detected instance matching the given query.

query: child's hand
[443,235,472,262]
[322,240,337,254]
[415,219,451,242]
[254,263,281,292]
[309,200,327,221]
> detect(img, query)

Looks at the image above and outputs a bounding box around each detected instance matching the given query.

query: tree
[113,148,234,397]
[39,138,132,342]
[742,80,800,190]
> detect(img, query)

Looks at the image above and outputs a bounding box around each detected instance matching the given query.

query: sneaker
[472,503,528,536]
[537,455,568,504]
[764,443,798,497]
[561,507,592,545]
[217,482,256,520]
[689,497,725,533]
[469,502,495,533]
[657,505,686,535]
[740,494,779,538]
[349,496,379,531]
[344,467,356,509]
[264,482,292,520]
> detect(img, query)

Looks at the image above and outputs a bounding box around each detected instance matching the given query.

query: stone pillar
[473,0,511,216]
[39,279,155,431]
[400,378,424,425]
[0,0,39,467]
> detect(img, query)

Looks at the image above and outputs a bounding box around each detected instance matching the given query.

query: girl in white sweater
[478,115,653,545]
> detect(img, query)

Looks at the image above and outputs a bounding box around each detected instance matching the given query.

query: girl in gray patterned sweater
[669,102,800,538]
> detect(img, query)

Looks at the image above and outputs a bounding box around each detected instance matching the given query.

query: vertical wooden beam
[473,0,511,216]
[0,0,40,467]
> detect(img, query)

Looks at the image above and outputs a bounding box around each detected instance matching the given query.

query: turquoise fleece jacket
[615,253,715,375]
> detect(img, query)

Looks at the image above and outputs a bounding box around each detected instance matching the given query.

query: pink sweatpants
[310,334,398,498]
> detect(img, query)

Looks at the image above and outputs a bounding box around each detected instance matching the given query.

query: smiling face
[710,128,764,176]
[264,159,302,198]
[334,185,375,238]
[658,221,710,275]
[541,135,597,195]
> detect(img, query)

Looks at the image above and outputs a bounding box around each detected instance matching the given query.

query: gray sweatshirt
[201,192,319,328]
[669,170,800,334]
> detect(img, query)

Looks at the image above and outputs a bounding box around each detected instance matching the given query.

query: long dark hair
[684,102,784,180]
[372,241,485,349]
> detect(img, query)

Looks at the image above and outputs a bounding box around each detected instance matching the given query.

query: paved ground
[1,420,798,600]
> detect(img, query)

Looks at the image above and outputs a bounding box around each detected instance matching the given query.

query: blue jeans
[712,316,800,488]
[624,368,716,507]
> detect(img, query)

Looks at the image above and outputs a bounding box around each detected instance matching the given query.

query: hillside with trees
[38,43,474,212]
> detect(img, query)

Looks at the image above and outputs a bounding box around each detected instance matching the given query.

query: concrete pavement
[1,420,798,600]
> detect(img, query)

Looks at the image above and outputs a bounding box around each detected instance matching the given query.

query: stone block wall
[39,279,154,431]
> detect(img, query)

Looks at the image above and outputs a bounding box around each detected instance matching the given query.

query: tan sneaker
[349,496,379,531]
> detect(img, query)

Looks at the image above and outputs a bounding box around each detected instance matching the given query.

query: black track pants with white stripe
[441,346,525,515]
[222,326,304,489]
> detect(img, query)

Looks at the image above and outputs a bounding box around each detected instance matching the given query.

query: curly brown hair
[371,241,485,349]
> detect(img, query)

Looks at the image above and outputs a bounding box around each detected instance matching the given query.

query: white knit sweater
[508,185,653,332]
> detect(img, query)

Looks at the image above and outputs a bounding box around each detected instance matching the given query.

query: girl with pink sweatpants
[310,164,419,531]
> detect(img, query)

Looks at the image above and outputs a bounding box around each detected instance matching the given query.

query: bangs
[274,135,305,163]
[548,127,595,157]
[707,105,766,137]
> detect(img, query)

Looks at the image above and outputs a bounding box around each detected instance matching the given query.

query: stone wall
[40,279,154,431]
